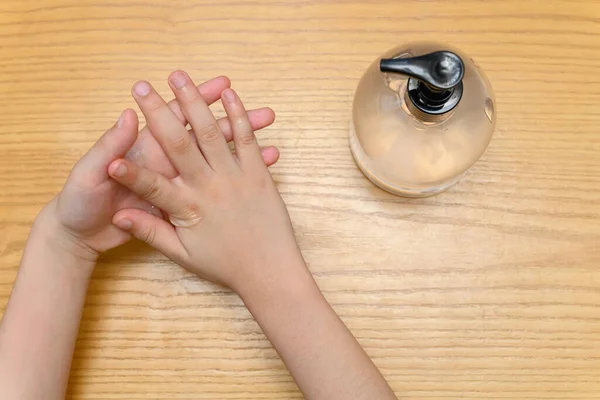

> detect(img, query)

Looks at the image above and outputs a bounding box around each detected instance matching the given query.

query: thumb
[113,208,187,262]
[74,109,139,185]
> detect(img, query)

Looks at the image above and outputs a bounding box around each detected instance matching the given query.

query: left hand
[49,108,144,257]
[44,77,279,259]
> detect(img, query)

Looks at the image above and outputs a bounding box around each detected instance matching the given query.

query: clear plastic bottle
[349,42,496,197]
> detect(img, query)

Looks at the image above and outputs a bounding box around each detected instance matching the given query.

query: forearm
[239,259,397,400]
[0,206,96,400]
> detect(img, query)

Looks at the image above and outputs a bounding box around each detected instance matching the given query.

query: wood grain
[1,0,600,398]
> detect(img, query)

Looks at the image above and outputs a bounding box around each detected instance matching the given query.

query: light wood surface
[1,1,600,399]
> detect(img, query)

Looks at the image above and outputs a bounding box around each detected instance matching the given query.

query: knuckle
[170,202,203,227]
[144,100,164,116]
[140,226,157,245]
[167,134,192,154]
[180,203,201,221]
[196,123,221,144]
[141,176,162,201]
[237,131,256,147]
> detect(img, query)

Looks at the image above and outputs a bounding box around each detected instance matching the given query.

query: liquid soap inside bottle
[349,42,496,197]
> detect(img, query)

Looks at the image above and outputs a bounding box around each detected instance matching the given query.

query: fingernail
[223,88,237,104]
[116,110,126,128]
[134,81,151,96]
[169,71,188,89]
[115,218,132,230]
[110,162,127,177]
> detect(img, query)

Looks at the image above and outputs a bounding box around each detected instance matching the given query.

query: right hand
[108,71,305,291]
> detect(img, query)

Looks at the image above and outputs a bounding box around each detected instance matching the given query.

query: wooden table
[1,1,599,398]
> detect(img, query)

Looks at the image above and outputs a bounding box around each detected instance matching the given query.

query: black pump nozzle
[380,51,464,90]
[380,51,465,115]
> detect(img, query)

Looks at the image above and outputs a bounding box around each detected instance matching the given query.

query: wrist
[30,202,100,269]
[236,255,323,312]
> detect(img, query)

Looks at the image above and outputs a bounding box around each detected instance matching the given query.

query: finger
[168,71,236,173]
[221,88,264,170]
[131,107,275,169]
[75,109,139,186]
[217,107,275,142]
[132,80,208,178]
[197,76,232,105]
[118,191,163,219]
[108,158,182,215]
[166,104,275,141]
[260,146,280,166]
[232,146,280,166]
[127,129,279,179]
[113,208,187,262]
[168,75,232,124]
[127,76,232,174]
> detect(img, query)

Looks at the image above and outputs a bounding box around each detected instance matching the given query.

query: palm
[57,174,142,252]
[56,121,198,252]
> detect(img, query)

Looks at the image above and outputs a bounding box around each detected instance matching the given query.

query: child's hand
[108,71,304,290]
[47,76,279,259]
[127,76,280,178]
